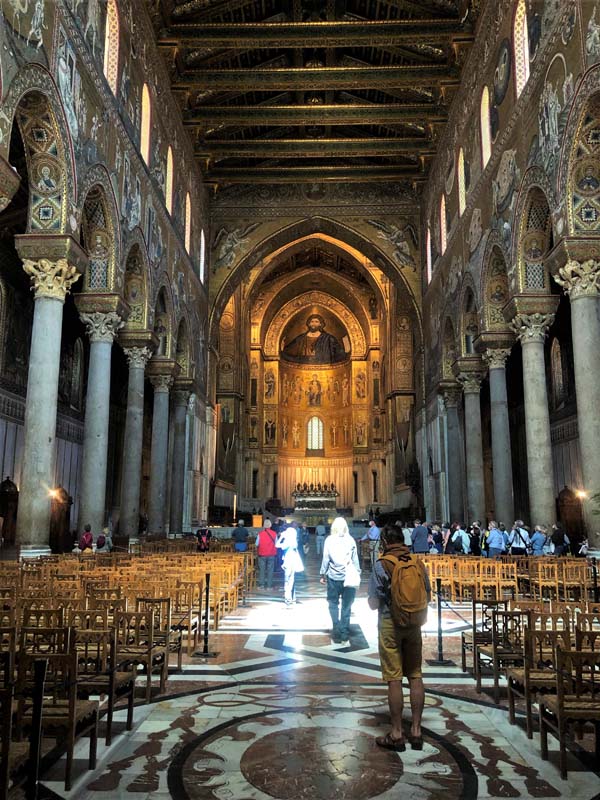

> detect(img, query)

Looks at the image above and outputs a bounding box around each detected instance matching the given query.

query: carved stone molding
[510,313,555,344]
[173,389,191,407]
[483,348,511,370]
[150,375,174,393]
[124,347,152,370]
[457,372,483,394]
[80,311,124,343]
[443,388,462,409]
[22,258,81,302]
[554,259,600,301]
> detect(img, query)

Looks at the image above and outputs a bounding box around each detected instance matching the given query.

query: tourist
[410,519,429,554]
[508,520,531,555]
[95,527,113,552]
[315,519,327,555]
[79,524,93,552]
[319,516,361,644]
[196,527,212,553]
[233,519,249,552]
[550,522,570,556]
[256,519,277,590]
[530,525,548,556]
[450,523,470,554]
[468,521,482,556]
[486,522,505,557]
[431,524,444,554]
[368,524,430,752]
[276,522,304,605]
[360,518,381,568]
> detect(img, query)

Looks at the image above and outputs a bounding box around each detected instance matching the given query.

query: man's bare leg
[387,679,404,740]
[408,676,425,738]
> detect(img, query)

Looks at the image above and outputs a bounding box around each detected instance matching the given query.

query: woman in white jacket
[276,522,305,605]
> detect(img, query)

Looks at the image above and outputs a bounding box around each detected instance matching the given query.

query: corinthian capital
[554,259,600,300]
[22,258,80,302]
[150,374,174,393]
[443,388,462,409]
[483,348,511,370]
[81,311,124,343]
[124,346,152,370]
[510,312,555,344]
[457,372,483,394]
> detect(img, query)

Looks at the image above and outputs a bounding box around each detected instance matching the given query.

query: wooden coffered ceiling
[151,0,478,186]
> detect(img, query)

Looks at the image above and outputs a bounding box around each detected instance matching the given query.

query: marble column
[16,258,81,555]
[555,259,600,554]
[169,389,190,535]
[443,389,465,523]
[148,375,174,536]
[484,349,515,526]
[119,347,152,540]
[511,313,556,527]
[78,312,123,536]
[458,374,486,524]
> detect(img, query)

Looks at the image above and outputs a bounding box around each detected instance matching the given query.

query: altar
[291,483,340,526]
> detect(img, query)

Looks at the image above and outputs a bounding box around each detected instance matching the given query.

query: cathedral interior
[1,0,600,797]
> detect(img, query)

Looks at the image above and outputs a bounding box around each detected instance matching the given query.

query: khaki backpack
[379,553,428,627]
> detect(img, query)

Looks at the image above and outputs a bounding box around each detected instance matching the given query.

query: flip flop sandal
[409,735,424,750]
[375,733,406,752]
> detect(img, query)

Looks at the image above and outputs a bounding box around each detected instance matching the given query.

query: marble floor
[36,553,600,800]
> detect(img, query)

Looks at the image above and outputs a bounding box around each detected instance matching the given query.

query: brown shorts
[378,615,423,682]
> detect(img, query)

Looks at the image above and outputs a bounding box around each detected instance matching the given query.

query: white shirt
[320,534,360,581]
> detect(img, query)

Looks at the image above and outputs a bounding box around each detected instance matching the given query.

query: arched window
[141,83,151,165]
[480,86,492,168]
[185,192,192,253]
[103,0,120,94]
[426,226,432,283]
[307,416,324,451]
[165,147,174,214]
[551,338,565,409]
[457,147,466,217]
[200,229,206,282]
[439,195,447,256]
[514,0,530,99]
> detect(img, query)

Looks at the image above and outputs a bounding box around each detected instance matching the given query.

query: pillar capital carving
[172,389,191,407]
[22,258,80,302]
[81,311,124,343]
[457,372,483,394]
[443,388,462,409]
[150,374,174,393]
[483,348,511,370]
[510,312,555,344]
[554,259,600,300]
[124,346,152,370]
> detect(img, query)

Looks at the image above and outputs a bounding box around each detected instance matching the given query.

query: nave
[33,550,600,800]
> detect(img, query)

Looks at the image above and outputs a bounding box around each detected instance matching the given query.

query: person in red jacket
[256,519,278,590]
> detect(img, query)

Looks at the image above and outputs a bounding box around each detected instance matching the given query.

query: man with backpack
[368,524,431,752]
[256,519,278,589]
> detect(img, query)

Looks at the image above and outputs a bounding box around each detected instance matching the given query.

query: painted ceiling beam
[161,20,472,48]
[174,64,459,91]
[196,137,433,157]
[183,103,447,126]
[203,165,427,183]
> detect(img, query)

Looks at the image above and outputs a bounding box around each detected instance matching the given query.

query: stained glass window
[200,229,206,282]
[166,146,174,214]
[480,86,491,168]
[457,147,466,216]
[141,84,151,165]
[426,226,432,283]
[514,0,530,99]
[185,192,192,253]
[439,195,447,255]
[307,416,323,450]
[103,0,119,95]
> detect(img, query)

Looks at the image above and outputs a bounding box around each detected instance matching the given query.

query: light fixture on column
[576,489,588,500]
[48,488,59,499]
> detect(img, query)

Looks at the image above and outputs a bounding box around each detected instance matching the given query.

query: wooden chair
[114,611,167,703]
[175,581,203,655]
[136,596,178,674]
[477,561,500,600]
[15,646,99,791]
[531,561,561,602]
[560,561,590,602]
[507,627,571,738]
[539,647,600,779]
[461,597,507,673]
[475,609,529,703]
[74,628,136,746]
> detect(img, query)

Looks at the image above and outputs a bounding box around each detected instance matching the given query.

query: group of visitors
[76,524,113,553]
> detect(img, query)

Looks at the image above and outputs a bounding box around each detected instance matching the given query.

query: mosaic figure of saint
[282,315,346,365]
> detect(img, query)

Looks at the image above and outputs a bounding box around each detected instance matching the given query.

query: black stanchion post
[426,577,455,667]
[193,572,219,658]
[593,558,599,603]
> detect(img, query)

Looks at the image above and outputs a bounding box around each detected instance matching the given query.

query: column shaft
[16,297,65,551]
[169,392,189,535]
[148,378,172,535]
[521,339,555,526]
[488,359,515,526]
[463,389,485,523]
[445,400,464,523]
[119,349,151,539]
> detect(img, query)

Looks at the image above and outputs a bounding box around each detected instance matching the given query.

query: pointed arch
[175,316,192,377]
[441,317,457,380]
[123,234,150,330]
[457,147,466,217]
[439,194,447,255]
[514,177,553,294]
[103,0,120,95]
[513,0,530,100]
[480,86,492,168]
[141,83,151,165]
[165,146,174,215]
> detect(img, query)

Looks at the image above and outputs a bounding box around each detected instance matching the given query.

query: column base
[19,544,52,559]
